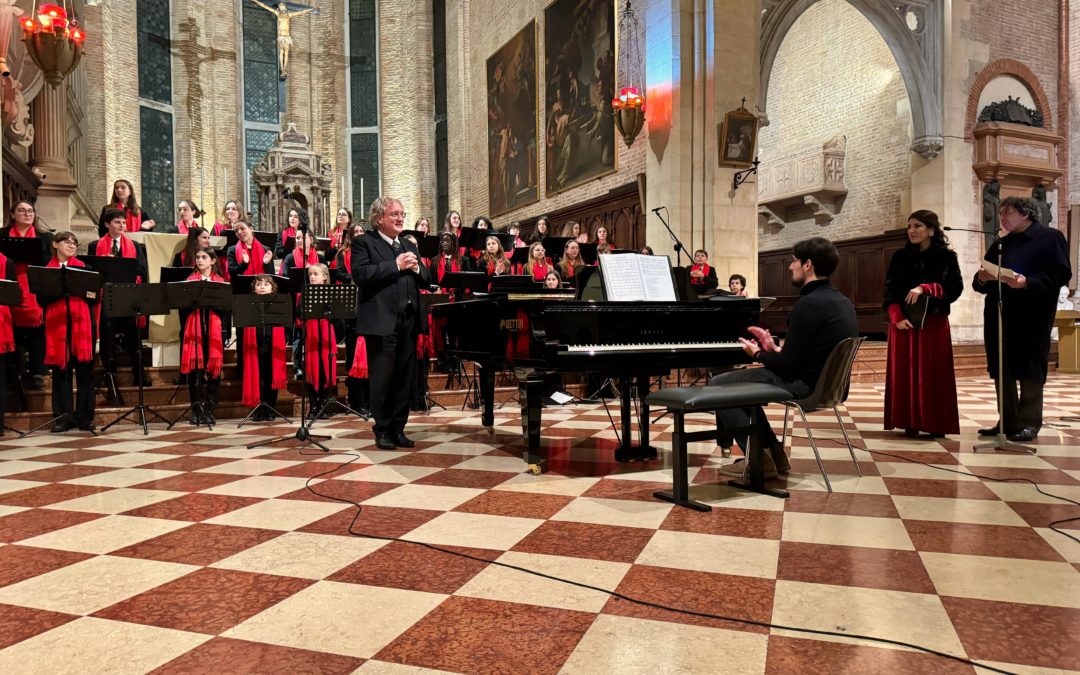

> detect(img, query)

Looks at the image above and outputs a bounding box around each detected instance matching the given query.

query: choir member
[687,249,718,291]
[403,233,432,412]
[173,227,212,268]
[163,199,201,235]
[530,216,550,244]
[544,270,562,289]
[98,179,155,235]
[42,232,96,432]
[524,242,552,281]
[414,216,431,237]
[639,246,654,255]
[94,207,151,387]
[228,220,273,278]
[443,209,462,236]
[333,222,370,414]
[297,264,337,418]
[0,249,16,433]
[180,247,226,425]
[563,220,587,243]
[472,215,492,231]
[211,200,244,236]
[274,208,301,259]
[507,222,526,249]
[241,274,288,421]
[883,210,963,438]
[328,207,352,253]
[557,240,584,286]
[280,229,322,279]
[477,235,510,277]
[429,232,471,286]
[597,242,613,256]
[2,200,50,390]
[593,225,610,246]
[728,274,747,296]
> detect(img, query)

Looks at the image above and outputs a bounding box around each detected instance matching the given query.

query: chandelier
[612,0,645,147]
[20,2,85,88]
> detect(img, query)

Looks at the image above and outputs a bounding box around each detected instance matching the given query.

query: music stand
[298,284,365,426]
[542,237,570,264]
[163,279,231,430]
[578,243,599,265]
[100,282,172,434]
[0,238,44,407]
[221,230,239,250]
[417,235,440,261]
[417,293,446,413]
[0,280,24,436]
[457,227,482,253]
[24,265,102,437]
[232,292,294,427]
[79,255,141,406]
[439,271,489,295]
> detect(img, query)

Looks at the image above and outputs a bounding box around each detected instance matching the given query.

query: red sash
[349,336,368,378]
[436,255,460,283]
[114,201,143,233]
[328,227,344,249]
[241,325,287,406]
[529,261,549,281]
[0,254,14,353]
[176,221,192,235]
[279,226,296,251]
[96,234,147,327]
[9,225,42,326]
[211,221,233,236]
[236,239,267,274]
[179,272,224,376]
[690,263,711,286]
[303,317,336,388]
[43,257,93,368]
[292,246,318,269]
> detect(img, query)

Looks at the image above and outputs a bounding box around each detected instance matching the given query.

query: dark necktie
[112,239,120,257]
[391,239,402,255]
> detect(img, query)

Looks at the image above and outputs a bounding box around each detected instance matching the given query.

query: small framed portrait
[718,107,759,168]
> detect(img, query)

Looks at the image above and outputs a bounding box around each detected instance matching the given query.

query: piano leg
[519,373,545,475]
[614,375,657,463]
[479,364,496,434]
[635,373,658,461]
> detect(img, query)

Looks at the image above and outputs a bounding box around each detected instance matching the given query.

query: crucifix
[251,1,317,79]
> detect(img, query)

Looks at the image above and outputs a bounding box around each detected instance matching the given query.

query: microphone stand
[943,226,1034,454]
[652,207,687,268]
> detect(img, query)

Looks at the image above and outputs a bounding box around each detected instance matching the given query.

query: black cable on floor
[295,445,1017,675]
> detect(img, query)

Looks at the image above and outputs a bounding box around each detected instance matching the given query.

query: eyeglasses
[15,208,34,214]
[386,211,406,219]
[57,239,77,246]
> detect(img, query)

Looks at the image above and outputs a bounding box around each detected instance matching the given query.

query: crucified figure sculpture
[251,1,316,79]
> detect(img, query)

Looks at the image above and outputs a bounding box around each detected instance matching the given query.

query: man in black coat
[973,196,1071,442]
[351,197,430,449]
[712,237,858,479]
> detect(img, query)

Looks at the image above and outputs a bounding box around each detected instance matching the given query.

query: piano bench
[646,383,793,511]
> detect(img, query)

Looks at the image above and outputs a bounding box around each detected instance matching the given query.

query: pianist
[712,237,858,479]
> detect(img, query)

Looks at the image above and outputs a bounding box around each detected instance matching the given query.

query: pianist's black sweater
[757,279,857,390]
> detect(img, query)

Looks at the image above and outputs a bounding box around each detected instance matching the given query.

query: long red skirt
[884,313,960,434]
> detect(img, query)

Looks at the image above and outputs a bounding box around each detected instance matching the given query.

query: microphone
[651,206,664,215]
[943,226,998,235]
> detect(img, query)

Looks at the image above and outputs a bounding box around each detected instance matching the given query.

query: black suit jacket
[351,230,429,336]
[91,236,148,280]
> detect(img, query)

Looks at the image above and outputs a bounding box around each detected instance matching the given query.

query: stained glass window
[140,107,175,223]
[243,0,282,123]
[349,0,378,128]
[351,133,379,217]
[137,0,172,104]
[245,129,278,227]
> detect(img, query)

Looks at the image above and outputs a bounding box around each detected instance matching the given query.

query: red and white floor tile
[0,375,1078,673]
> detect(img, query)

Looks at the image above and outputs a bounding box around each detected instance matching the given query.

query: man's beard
[791,276,805,289]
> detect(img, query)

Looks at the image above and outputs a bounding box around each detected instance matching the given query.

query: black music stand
[439,271,489,295]
[0,279,24,436]
[253,231,278,249]
[0,238,44,407]
[163,279,231,430]
[542,237,570,265]
[509,246,532,270]
[79,255,141,406]
[24,265,102,437]
[221,230,239,250]
[417,293,446,413]
[100,283,172,434]
[298,284,366,426]
[232,293,294,427]
[417,235,440,261]
[578,243,599,265]
[457,227,482,253]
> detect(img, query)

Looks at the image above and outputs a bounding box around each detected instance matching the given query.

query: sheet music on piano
[598,253,677,302]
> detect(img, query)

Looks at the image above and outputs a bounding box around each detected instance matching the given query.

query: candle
[199,167,205,227]
[360,178,364,214]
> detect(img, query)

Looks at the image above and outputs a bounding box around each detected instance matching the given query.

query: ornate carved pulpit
[252,123,333,235]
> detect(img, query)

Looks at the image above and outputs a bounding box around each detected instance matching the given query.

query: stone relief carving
[911,136,944,160]
[758,133,847,231]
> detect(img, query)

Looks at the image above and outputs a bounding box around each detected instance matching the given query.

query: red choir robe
[43,257,94,368]
[180,271,225,377]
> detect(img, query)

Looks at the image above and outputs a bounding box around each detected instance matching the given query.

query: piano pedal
[527,463,542,476]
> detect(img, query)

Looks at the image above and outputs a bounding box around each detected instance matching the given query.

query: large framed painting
[487,21,540,216]
[544,0,616,195]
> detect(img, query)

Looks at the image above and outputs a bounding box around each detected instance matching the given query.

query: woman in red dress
[883,210,963,438]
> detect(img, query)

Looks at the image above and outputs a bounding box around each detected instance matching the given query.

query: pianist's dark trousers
[710,367,809,455]
[365,307,417,437]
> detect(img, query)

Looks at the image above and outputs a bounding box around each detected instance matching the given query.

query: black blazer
[351,230,429,337]
[91,236,149,280]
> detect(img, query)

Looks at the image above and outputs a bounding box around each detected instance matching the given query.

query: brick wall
[444,0,646,229]
[758,0,912,251]
[1071,4,1080,199]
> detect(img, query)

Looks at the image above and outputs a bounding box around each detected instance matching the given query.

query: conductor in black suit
[351,197,430,450]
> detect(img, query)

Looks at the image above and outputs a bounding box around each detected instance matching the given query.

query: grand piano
[430,275,760,473]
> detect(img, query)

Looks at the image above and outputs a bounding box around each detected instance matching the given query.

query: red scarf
[292,246,318,269]
[0,254,14,353]
[179,271,224,377]
[114,201,143,233]
[95,234,136,260]
[328,227,344,249]
[303,316,337,389]
[241,324,287,407]
[436,255,460,283]
[349,336,368,378]
[280,226,296,251]
[176,221,192,235]
[332,249,352,279]
[211,221,233,236]
[690,263,711,286]
[236,239,267,275]
[562,260,577,279]
[43,257,93,368]
[9,225,42,326]
[529,260,549,281]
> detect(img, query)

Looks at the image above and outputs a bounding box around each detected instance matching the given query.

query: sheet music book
[597,253,677,302]
[901,294,930,329]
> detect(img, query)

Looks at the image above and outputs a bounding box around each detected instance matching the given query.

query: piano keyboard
[565,341,742,354]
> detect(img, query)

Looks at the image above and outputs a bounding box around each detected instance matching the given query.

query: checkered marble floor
[0,375,1078,674]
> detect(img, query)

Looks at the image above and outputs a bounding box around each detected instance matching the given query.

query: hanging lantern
[613,1,645,147]
[20,1,85,88]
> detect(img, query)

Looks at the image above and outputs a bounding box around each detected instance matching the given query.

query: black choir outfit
[972,220,1071,436]
[93,234,150,386]
[883,243,963,436]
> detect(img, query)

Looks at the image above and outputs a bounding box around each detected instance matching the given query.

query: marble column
[30,79,77,233]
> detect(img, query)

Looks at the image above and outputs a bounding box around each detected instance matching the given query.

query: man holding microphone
[351,197,430,450]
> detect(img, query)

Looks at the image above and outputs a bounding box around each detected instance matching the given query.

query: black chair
[646,382,793,511]
[777,336,866,492]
